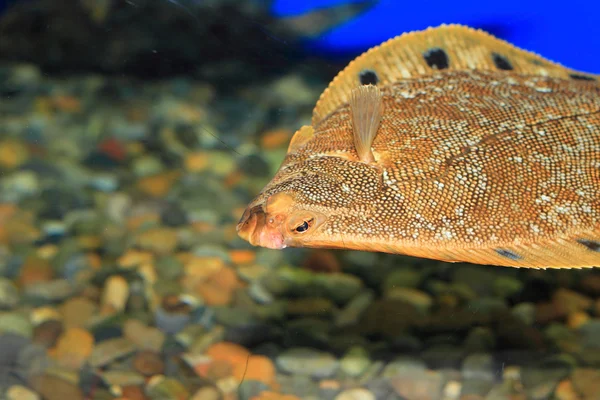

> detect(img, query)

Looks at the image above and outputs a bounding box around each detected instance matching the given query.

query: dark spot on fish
[530,59,544,66]
[359,69,378,85]
[577,239,600,252]
[492,53,513,70]
[495,248,522,260]
[423,47,449,70]
[569,73,596,81]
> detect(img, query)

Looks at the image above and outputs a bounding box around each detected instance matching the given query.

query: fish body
[237,25,600,268]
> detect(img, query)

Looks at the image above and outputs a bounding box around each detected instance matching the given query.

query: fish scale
[237,24,600,268]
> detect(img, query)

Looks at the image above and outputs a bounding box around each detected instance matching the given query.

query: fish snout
[236,204,286,249]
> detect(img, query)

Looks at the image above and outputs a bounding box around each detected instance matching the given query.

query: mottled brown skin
[237,26,600,268]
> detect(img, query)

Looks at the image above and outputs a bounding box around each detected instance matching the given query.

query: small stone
[154,295,192,335]
[388,366,445,400]
[0,312,33,337]
[60,297,97,329]
[33,319,63,348]
[553,288,593,314]
[136,227,179,255]
[335,290,375,328]
[132,350,165,376]
[19,256,54,287]
[276,347,338,378]
[31,374,83,400]
[191,386,221,400]
[314,272,363,305]
[512,302,536,326]
[233,355,276,386]
[101,275,130,314]
[571,368,600,399]
[25,279,74,302]
[101,370,145,386]
[89,337,136,367]
[384,287,433,312]
[335,388,375,400]
[493,276,524,298]
[578,320,600,349]
[567,311,590,329]
[463,327,496,353]
[340,346,371,378]
[554,380,578,400]
[146,375,190,400]
[6,385,40,400]
[462,353,496,381]
[260,128,293,150]
[123,319,166,352]
[0,278,19,309]
[137,171,180,197]
[383,269,423,291]
[286,297,334,317]
[54,327,94,370]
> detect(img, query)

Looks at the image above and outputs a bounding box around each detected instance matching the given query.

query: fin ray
[349,84,383,163]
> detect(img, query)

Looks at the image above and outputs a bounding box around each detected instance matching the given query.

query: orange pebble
[260,129,292,150]
[229,249,256,265]
[185,152,209,172]
[250,391,300,400]
[19,256,54,287]
[233,355,276,386]
[54,328,94,370]
[196,282,233,306]
[137,171,181,197]
[206,342,250,366]
[207,266,241,292]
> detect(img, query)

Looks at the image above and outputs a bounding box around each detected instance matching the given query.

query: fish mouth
[236,204,286,249]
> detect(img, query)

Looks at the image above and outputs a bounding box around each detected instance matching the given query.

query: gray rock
[238,380,270,400]
[0,279,20,309]
[0,312,33,338]
[335,290,375,328]
[314,273,363,305]
[276,347,339,378]
[578,320,600,349]
[340,346,371,378]
[384,287,433,312]
[24,279,74,302]
[463,327,496,353]
[462,353,496,381]
[493,276,524,298]
[512,302,536,326]
[382,269,423,291]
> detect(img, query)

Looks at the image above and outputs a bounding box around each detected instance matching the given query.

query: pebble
[335,290,375,328]
[0,277,20,309]
[6,385,41,400]
[123,319,166,352]
[54,327,94,369]
[101,275,130,313]
[146,375,190,400]
[31,374,83,400]
[132,350,165,376]
[60,296,97,329]
[276,347,339,378]
[340,346,371,378]
[334,388,375,400]
[89,337,136,367]
[384,287,433,312]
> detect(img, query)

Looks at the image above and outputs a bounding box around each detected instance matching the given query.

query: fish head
[237,125,382,250]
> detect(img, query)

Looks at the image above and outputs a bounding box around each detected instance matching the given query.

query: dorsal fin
[312,24,599,126]
[349,84,383,163]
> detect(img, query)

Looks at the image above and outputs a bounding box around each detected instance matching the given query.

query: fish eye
[293,218,313,233]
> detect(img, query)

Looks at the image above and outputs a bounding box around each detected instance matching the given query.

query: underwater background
[0,1,599,399]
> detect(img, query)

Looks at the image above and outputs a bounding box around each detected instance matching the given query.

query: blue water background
[272,0,600,73]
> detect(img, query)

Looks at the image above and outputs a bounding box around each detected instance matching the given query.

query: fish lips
[236,204,287,249]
